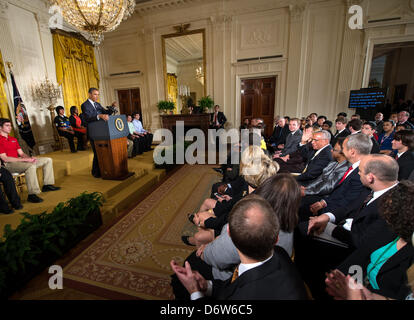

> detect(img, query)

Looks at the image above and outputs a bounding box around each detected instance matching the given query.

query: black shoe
[213,168,223,174]
[0,207,14,214]
[181,236,195,246]
[42,185,61,192]
[92,173,101,178]
[12,203,23,210]
[27,194,43,203]
[71,150,77,153]
[188,214,195,224]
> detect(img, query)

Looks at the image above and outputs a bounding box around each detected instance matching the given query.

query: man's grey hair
[314,130,331,143]
[346,133,372,155]
[364,154,399,182]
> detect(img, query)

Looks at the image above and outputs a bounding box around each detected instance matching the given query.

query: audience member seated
[295,154,399,299]
[301,137,348,197]
[378,120,396,156]
[331,116,350,147]
[171,174,302,301]
[362,121,380,154]
[127,114,144,156]
[397,111,414,129]
[184,146,278,247]
[0,118,60,203]
[272,118,302,160]
[267,116,290,153]
[54,106,84,153]
[239,118,249,130]
[0,166,22,214]
[298,133,372,222]
[132,112,153,151]
[316,115,327,128]
[375,112,384,136]
[351,114,361,120]
[396,122,412,132]
[171,195,307,300]
[348,118,363,135]
[392,130,414,180]
[69,106,87,150]
[325,263,414,300]
[296,129,333,184]
[322,120,333,138]
[331,181,414,300]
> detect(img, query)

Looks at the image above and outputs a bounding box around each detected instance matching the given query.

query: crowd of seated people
[171,109,414,300]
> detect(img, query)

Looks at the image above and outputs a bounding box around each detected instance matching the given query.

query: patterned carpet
[63,165,220,300]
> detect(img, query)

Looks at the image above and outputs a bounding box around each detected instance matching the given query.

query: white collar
[397,150,407,158]
[88,99,96,106]
[369,183,399,206]
[238,253,273,277]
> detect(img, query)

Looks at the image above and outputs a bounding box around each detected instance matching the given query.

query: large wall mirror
[162,28,206,114]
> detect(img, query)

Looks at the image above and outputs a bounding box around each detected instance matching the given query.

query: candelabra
[31,78,62,149]
[178,85,190,114]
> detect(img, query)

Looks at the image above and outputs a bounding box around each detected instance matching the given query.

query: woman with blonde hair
[183,145,278,247]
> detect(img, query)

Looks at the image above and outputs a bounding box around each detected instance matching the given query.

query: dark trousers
[90,139,100,177]
[170,251,214,300]
[59,131,84,152]
[143,133,153,150]
[0,167,21,210]
[298,195,324,222]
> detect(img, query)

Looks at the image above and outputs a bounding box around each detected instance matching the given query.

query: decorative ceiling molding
[135,0,205,15]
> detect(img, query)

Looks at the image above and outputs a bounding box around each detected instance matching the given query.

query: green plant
[198,95,214,111]
[157,100,175,112]
[0,192,103,298]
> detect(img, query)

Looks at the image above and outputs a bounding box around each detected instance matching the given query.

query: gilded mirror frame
[162,28,207,107]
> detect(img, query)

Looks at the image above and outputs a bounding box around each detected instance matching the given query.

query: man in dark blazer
[296,130,333,184]
[298,133,372,221]
[210,105,227,129]
[362,121,380,153]
[171,196,307,300]
[268,117,290,152]
[331,116,350,147]
[81,87,110,178]
[273,118,302,159]
[375,112,384,136]
[392,130,414,180]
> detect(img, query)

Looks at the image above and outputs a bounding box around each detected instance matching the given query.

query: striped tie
[230,266,239,283]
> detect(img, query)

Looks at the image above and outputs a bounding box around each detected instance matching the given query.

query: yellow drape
[53,33,100,115]
[167,73,177,114]
[0,50,14,136]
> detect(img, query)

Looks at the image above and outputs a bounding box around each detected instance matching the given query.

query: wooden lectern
[88,115,134,180]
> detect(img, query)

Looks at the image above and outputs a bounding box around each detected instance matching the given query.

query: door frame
[236,72,280,130]
[115,87,142,114]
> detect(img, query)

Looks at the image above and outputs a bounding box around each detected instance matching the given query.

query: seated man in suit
[267,116,290,153]
[362,121,380,154]
[348,118,363,135]
[301,137,349,197]
[331,116,350,147]
[296,130,333,184]
[0,118,60,203]
[298,133,372,221]
[397,110,414,129]
[392,129,414,180]
[171,195,307,300]
[272,118,302,160]
[295,155,399,300]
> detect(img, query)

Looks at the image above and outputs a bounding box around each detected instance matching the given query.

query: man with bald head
[171,195,307,300]
[295,154,399,299]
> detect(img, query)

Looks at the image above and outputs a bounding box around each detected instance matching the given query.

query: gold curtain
[167,73,177,114]
[0,50,14,136]
[53,33,100,115]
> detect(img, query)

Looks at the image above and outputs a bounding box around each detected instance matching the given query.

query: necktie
[94,102,101,114]
[395,154,399,160]
[338,166,353,185]
[230,266,239,283]
[214,113,217,125]
[362,191,374,207]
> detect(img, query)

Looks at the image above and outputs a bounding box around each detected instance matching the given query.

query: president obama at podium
[81,87,110,178]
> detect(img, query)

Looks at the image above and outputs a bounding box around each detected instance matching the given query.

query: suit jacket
[370,136,380,154]
[81,100,109,138]
[210,112,227,128]
[331,189,394,248]
[212,246,308,300]
[296,144,333,182]
[280,130,302,157]
[321,167,370,216]
[397,151,414,181]
[338,220,414,300]
[331,128,350,146]
[304,160,349,195]
[269,124,290,146]
[375,120,384,136]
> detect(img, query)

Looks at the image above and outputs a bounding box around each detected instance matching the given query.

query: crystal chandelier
[49,0,136,46]
[31,78,61,106]
[195,65,204,85]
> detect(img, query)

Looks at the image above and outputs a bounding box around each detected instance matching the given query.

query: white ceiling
[165,33,203,63]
